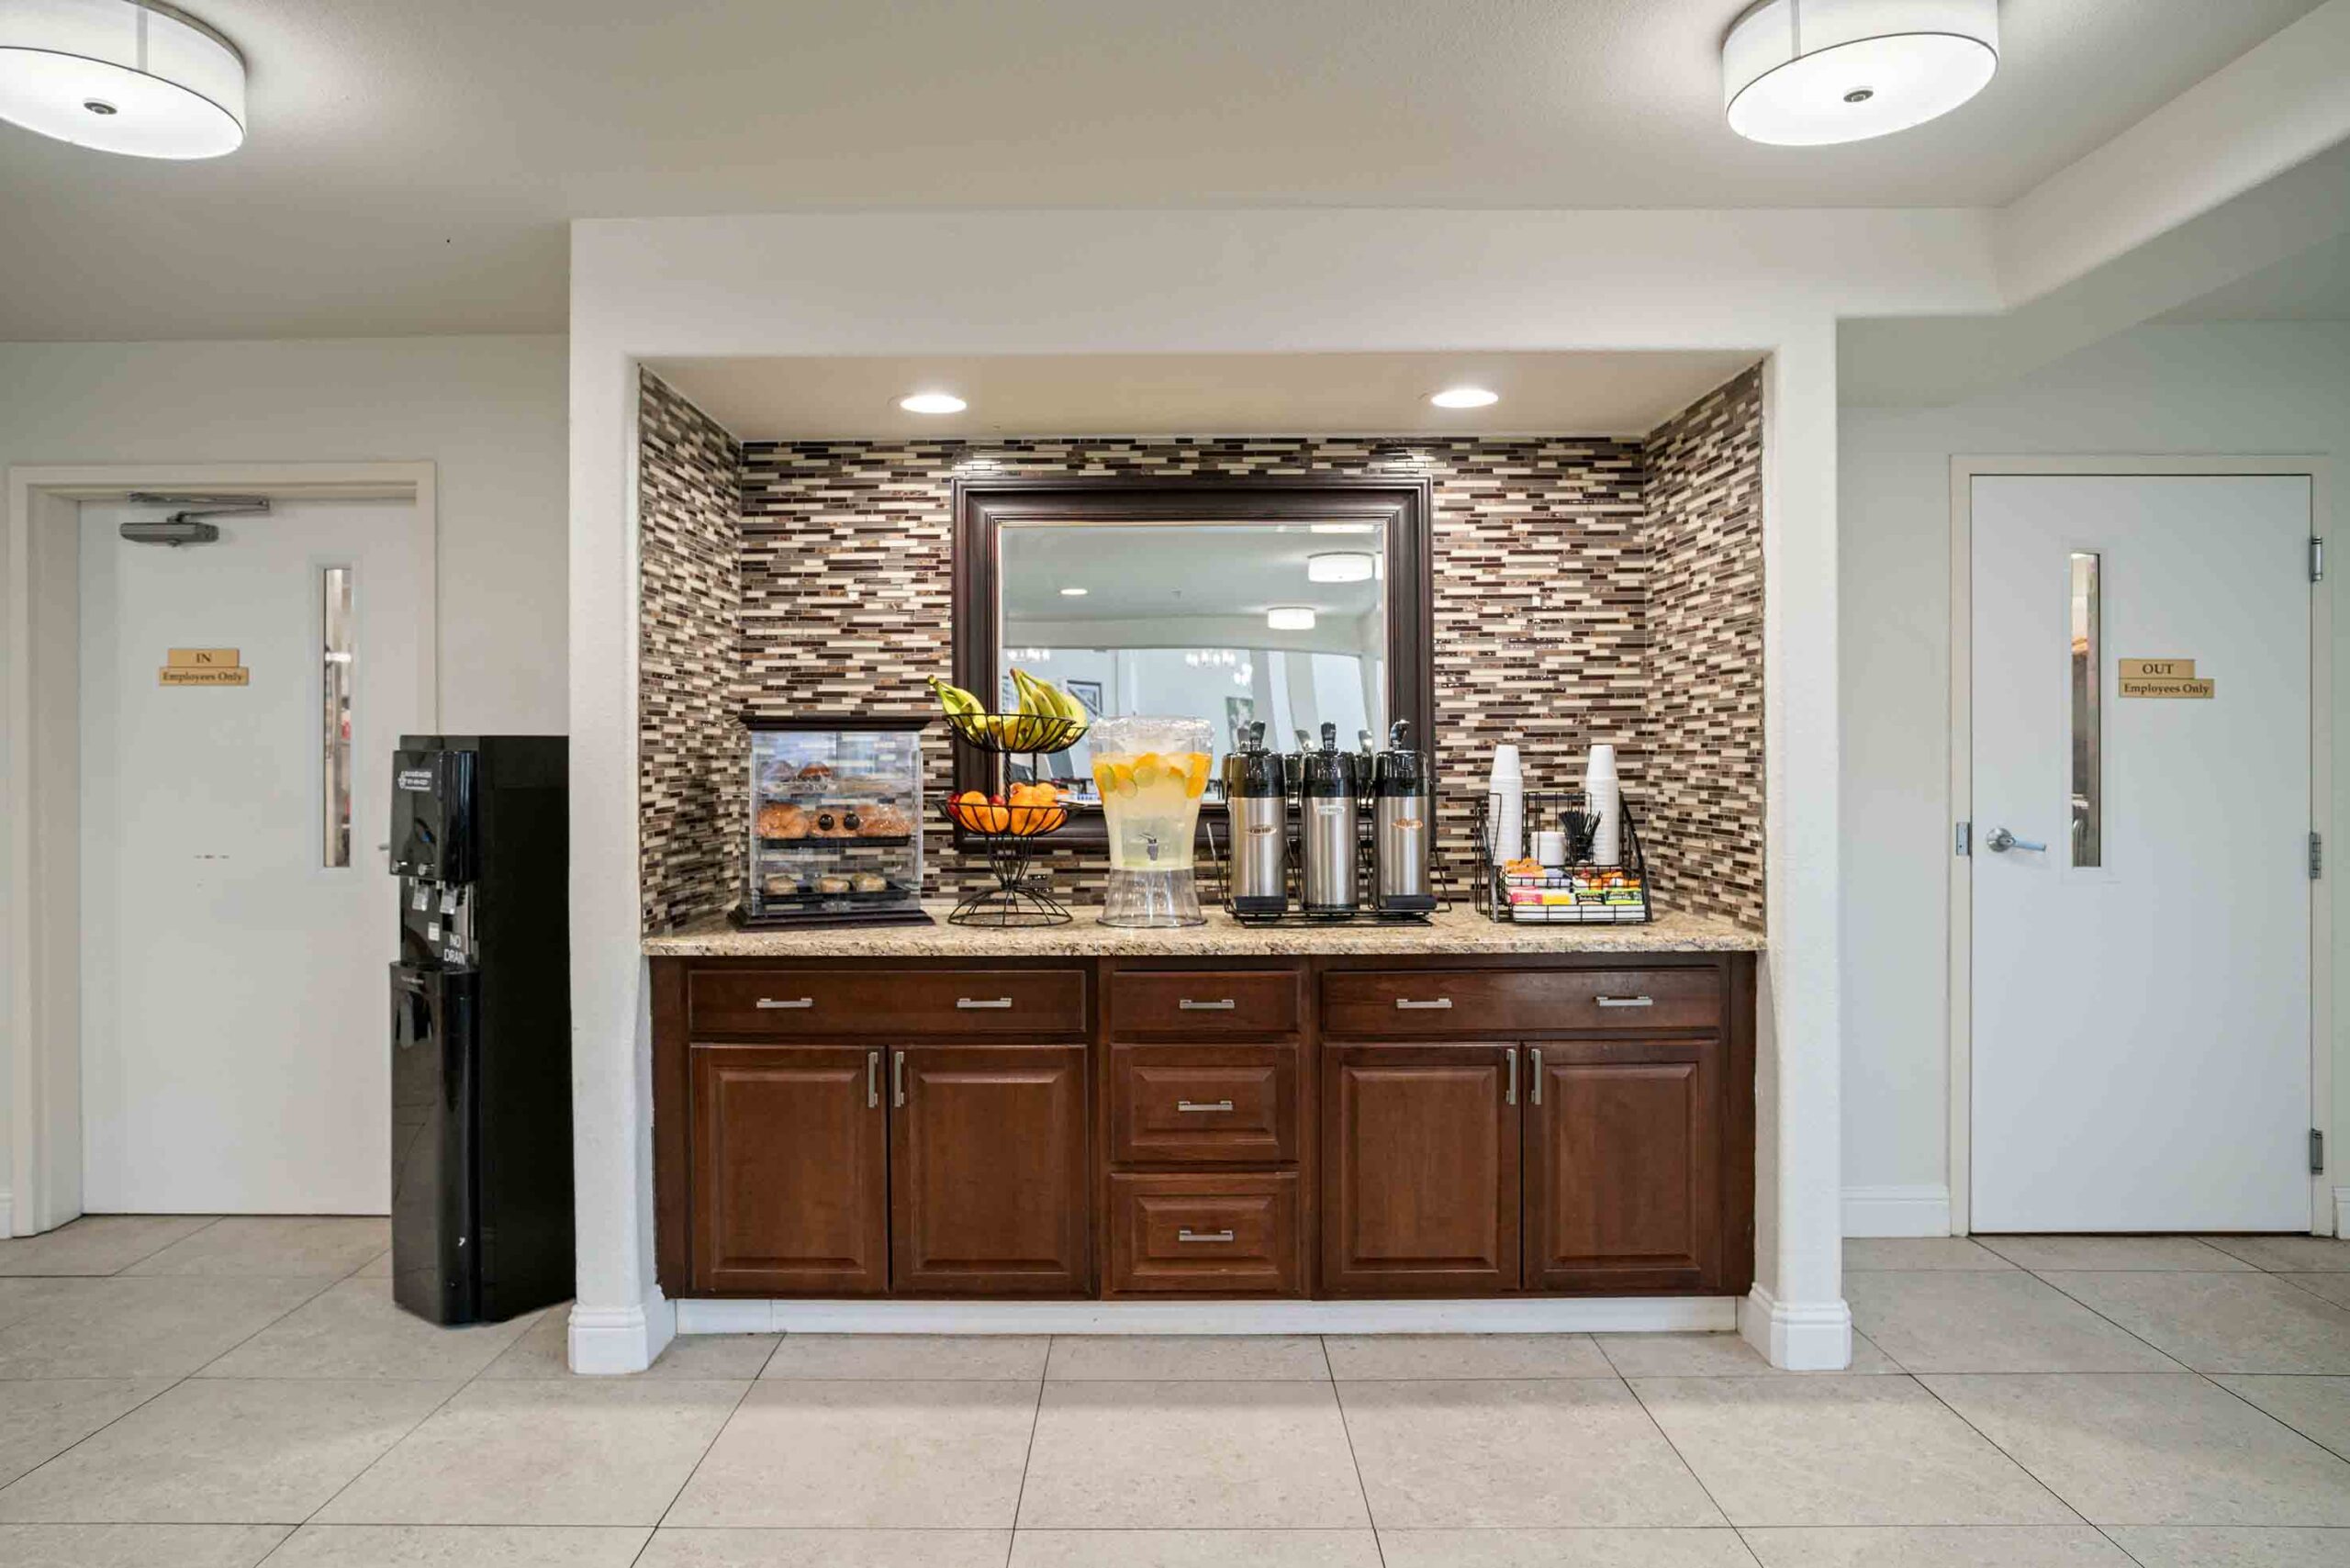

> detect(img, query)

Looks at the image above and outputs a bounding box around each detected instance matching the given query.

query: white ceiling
[2160,230,2350,322]
[652,350,1761,441]
[0,0,2324,341]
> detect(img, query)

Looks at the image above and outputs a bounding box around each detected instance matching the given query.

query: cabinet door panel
[689,1044,887,1295]
[1525,1038,1720,1292]
[1321,1044,1518,1296]
[893,1044,1091,1295]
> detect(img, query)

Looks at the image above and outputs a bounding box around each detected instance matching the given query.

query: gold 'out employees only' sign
[159,647,249,687]
[2119,657,2213,700]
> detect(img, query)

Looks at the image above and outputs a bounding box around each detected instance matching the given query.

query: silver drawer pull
[1596,994,1654,1008]
[1394,997,1453,1010]
[755,997,814,1010]
[957,997,1013,1010]
[1177,1228,1236,1244]
[1176,1099,1236,1114]
[1178,998,1237,1011]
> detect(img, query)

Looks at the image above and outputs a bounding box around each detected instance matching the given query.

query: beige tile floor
[0,1220,2348,1565]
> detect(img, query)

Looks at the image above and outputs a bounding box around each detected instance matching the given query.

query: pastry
[761,873,805,897]
[816,874,852,895]
[756,802,809,839]
[810,809,856,838]
[856,804,911,837]
[796,762,834,781]
[850,872,889,894]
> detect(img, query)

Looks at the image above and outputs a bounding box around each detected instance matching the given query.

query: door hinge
[2312,832,2324,879]
[2313,537,2325,583]
[1955,821,1971,857]
[2313,1128,2326,1175]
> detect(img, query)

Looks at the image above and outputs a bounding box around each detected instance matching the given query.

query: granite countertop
[643,903,1764,958]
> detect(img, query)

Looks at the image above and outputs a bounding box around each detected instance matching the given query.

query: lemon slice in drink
[1131,753,1165,789]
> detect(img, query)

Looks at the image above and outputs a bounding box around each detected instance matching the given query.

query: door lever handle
[1984,827,2046,855]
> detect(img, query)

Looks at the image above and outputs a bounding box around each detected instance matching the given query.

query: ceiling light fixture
[1058,587,1088,597]
[0,0,245,159]
[1307,553,1377,584]
[1309,522,1377,535]
[1723,0,1998,146]
[898,392,968,414]
[1428,386,1500,409]
[1267,606,1317,632]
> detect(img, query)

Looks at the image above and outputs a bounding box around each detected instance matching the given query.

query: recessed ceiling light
[898,392,968,414]
[0,0,246,159]
[1428,386,1500,409]
[1723,0,1998,146]
[1307,553,1377,584]
[1267,606,1317,632]
[1058,586,1089,597]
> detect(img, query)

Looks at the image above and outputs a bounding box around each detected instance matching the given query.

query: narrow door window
[321,566,354,868]
[2069,551,2100,868]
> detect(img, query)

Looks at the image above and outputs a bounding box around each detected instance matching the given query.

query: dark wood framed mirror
[951,475,1437,851]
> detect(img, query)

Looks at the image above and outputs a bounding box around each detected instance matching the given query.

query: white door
[1971,474,2313,1233]
[79,497,426,1214]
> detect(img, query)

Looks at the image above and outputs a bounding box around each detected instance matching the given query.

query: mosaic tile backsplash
[637,383,1766,933]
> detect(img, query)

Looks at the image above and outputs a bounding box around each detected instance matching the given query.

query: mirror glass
[999,521,1389,798]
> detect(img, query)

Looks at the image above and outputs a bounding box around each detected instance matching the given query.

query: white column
[1741,320,1852,1369]
[565,333,671,1373]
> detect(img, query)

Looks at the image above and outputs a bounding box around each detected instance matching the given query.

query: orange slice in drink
[1131,752,1165,789]
[1183,751,1211,799]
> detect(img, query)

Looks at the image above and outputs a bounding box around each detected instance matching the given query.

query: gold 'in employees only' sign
[2119,657,2213,700]
[158,647,249,688]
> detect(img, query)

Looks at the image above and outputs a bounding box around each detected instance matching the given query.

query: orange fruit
[1183,752,1211,798]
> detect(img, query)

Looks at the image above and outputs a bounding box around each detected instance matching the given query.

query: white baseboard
[1842,1184,1953,1238]
[0,1189,12,1239]
[1738,1282,1853,1371]
[566,1288,678,1374]
[676,1295,1739,1337]
[2334,1186,2350,1238]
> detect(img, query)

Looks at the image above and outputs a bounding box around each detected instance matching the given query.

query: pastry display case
[735,716,931,927]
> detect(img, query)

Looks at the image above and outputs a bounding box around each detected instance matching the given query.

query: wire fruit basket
[942,711,1086,927]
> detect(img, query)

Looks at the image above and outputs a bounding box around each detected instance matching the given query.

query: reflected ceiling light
[1267,606,1317,632]
[0,0,245,158]
[897,391,967,414]
[1310,521,1377,535]
[1723,0,1998,146]
[1428,386,1500,409]
[1058,586,1088,597]
[1307,552,1376,584]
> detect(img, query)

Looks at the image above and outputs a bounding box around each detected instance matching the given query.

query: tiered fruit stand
[939,711,1085,927]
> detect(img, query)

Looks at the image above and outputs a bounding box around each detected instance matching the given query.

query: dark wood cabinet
[688,1044,888,1295]
[1321,1043,1520,1296]
[655,951,1753,1305]
[891,1044,1091,1296]
[1524,1038,1720,1293]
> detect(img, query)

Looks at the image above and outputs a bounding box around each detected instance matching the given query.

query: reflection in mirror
[999,521,1388,801]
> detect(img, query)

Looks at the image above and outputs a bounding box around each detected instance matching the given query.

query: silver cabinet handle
[756,997,814,1010]
[1395,997,1453,1011]
[892,1049,906,1108]
[957,996,1013,1010]
[1984,826,2046,854]
[1178,998,1237,1011]
[1530,1047,1542,1105]
[1595,995,1654,1009]
[1176,1099,1235,1114]
[867,1050,879,1110]
[1505,1047,1517,1106]
[1177,1228,1235,1244]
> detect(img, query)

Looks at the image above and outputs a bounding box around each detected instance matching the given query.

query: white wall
[0,334,569,1228]
[1841,320,2350,1232]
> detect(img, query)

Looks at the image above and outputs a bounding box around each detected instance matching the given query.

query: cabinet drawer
[1321,967,1720,1036]
[1108,969,1300,1038]
[1107,1043,1299,1165]
[1105,1171,1302,1296]
[688,967,1087,1037]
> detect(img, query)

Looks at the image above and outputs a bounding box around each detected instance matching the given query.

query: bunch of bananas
[927,670,1089,753]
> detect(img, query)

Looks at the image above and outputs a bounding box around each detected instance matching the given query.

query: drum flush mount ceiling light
[0,0,245,159]
[1723,0,1998,146]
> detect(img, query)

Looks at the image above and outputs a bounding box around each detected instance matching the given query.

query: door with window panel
[78,497,426,1213]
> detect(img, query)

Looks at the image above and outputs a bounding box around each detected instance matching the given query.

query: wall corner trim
[1842,1184,1953,1238]
[1739,1282,1853,1372]
[566,1290,677,1375]
[0,1189,12,1239]
[2333,1186,2350,1239]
